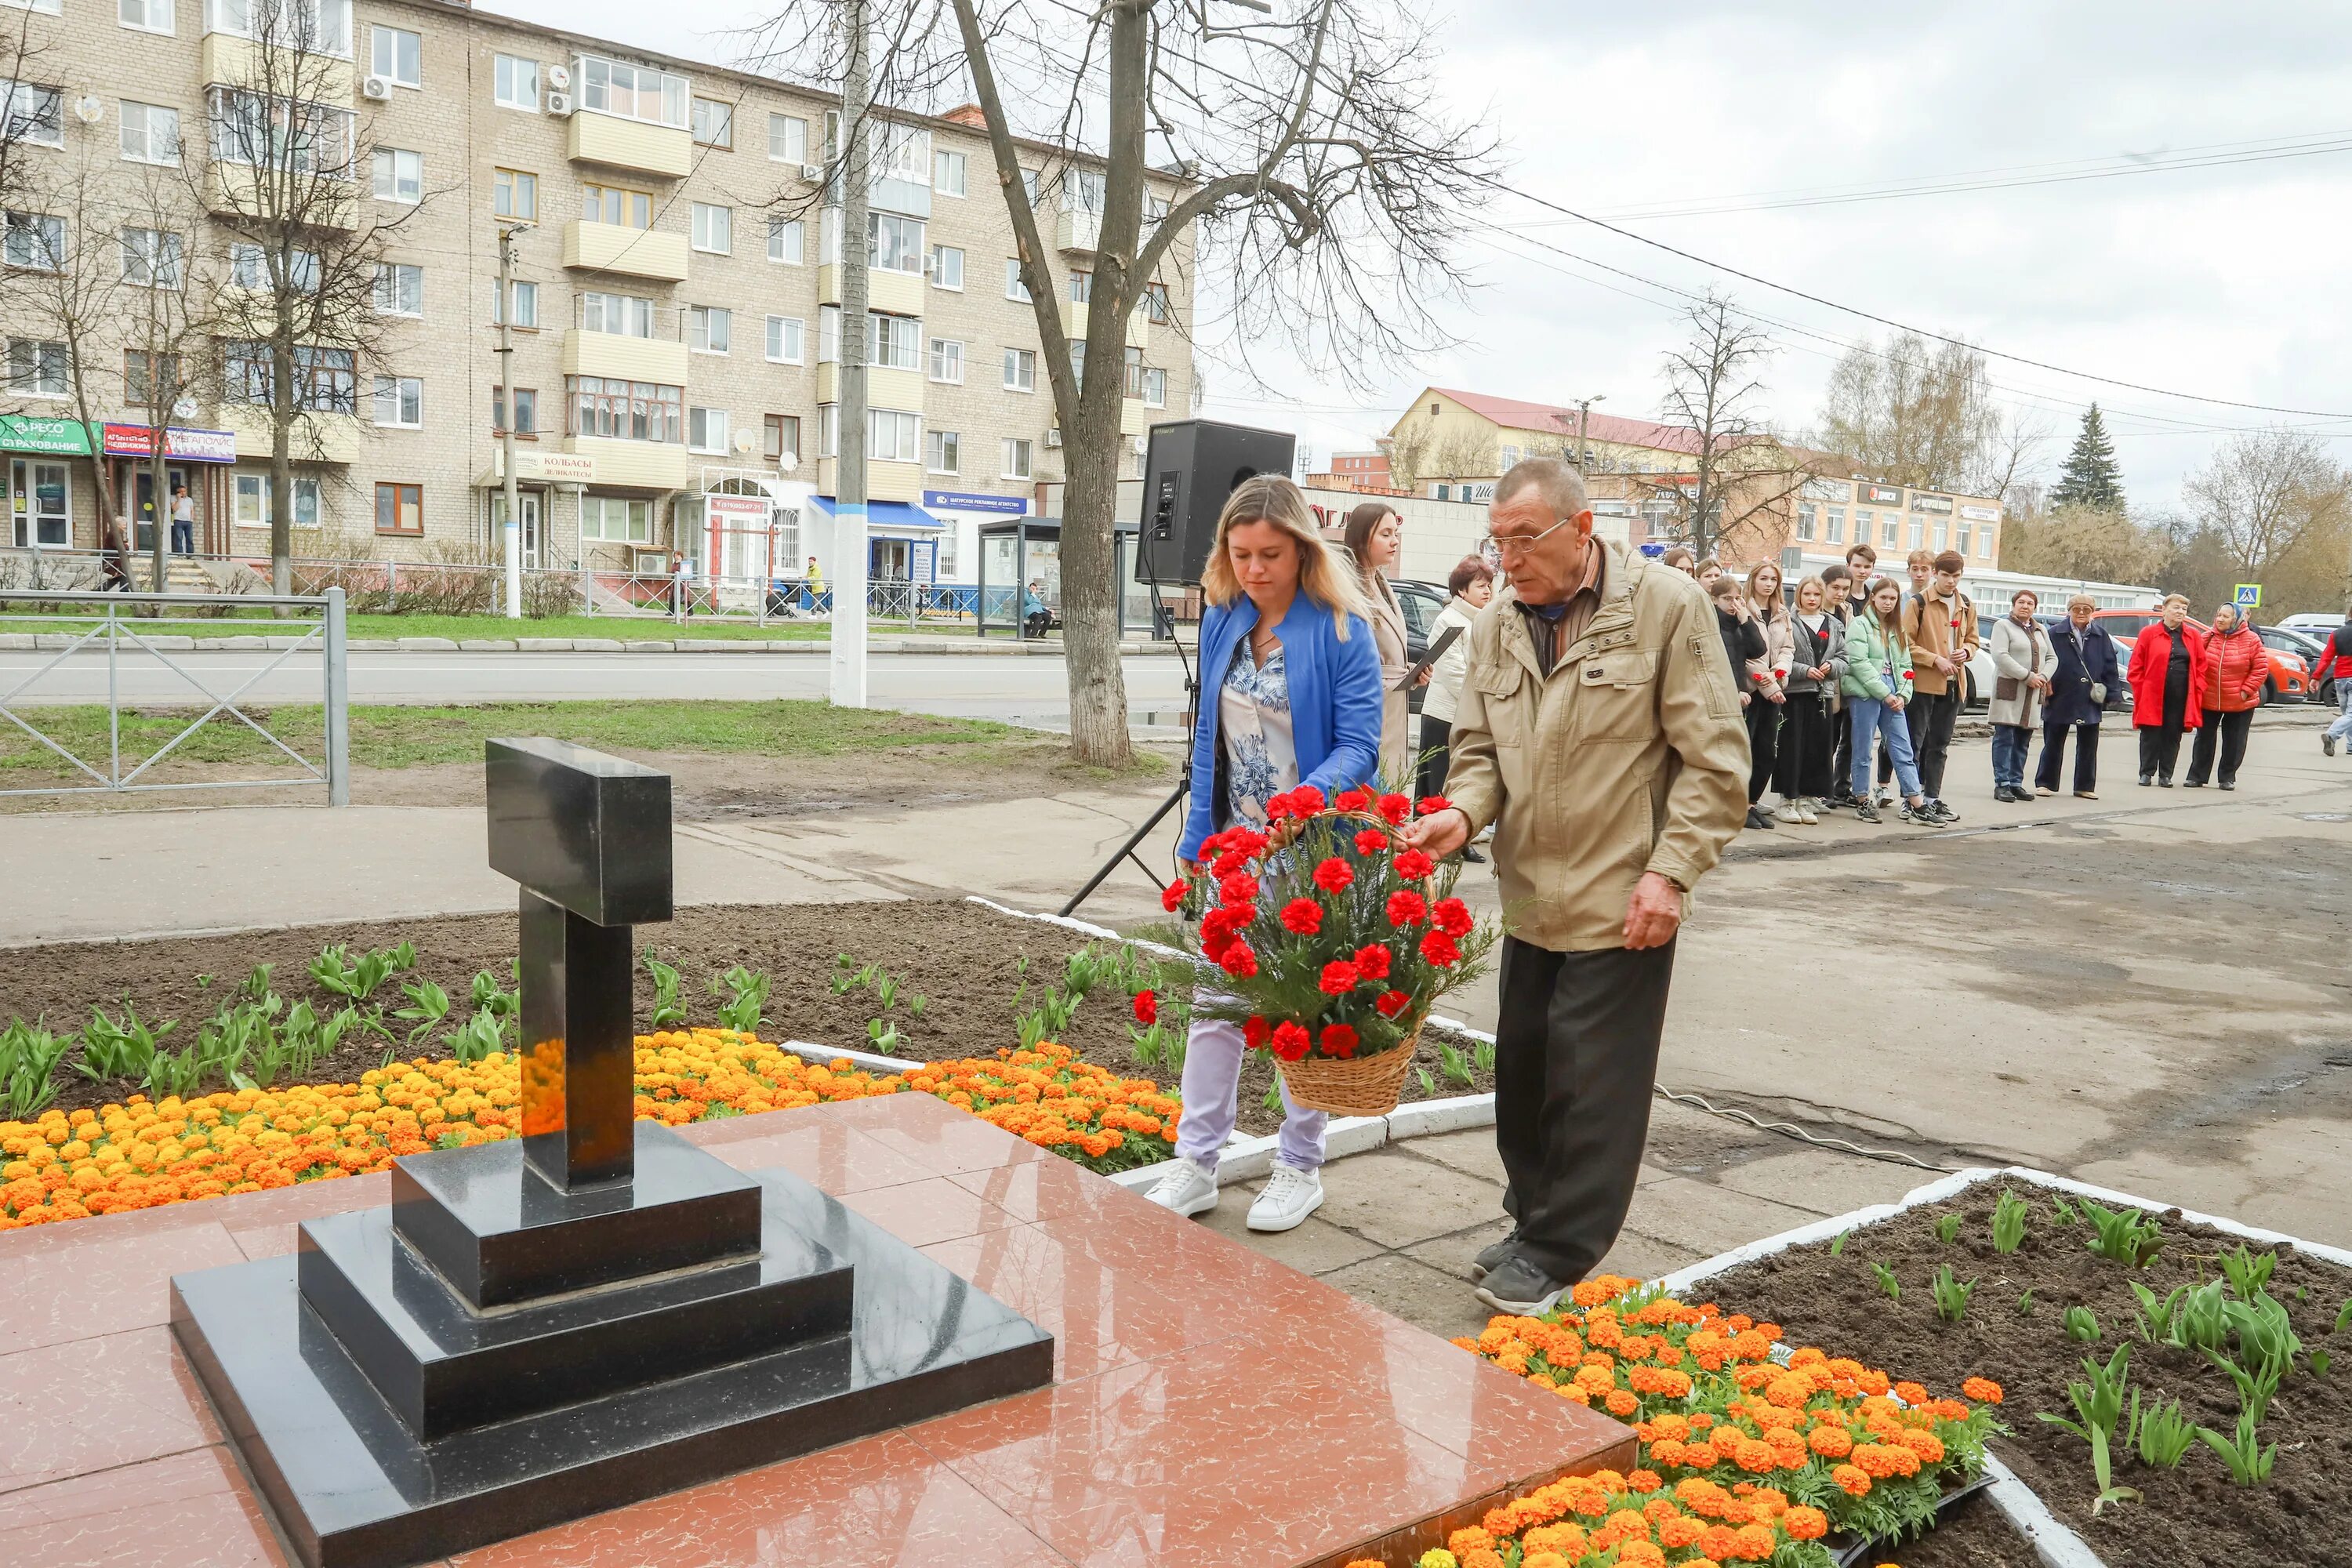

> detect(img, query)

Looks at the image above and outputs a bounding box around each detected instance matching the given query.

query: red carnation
[1132,990,1158,1025]
[1433,897,1474,938]
[1218,872,1260,906]
[1269,1021,1312,1061]
[1419,930,1461,967]
[1319,960,1362,994]
[1220,941,1261,978]
[1334,788,1372,812]
[1387,890,1428,926]
[1352,943,1393,980]
[1376,792,1411,825]
[1161,880,1189,913]
[1199,828,1233,855]
[1201,905,1253,948]
[1280,898,1323,935]
[1312,857,1355,893]
[1354,828,1390,855]
[1319,1023,1359,1059]
[1210,849,1248,879]
[1225,827,1269,858]
[1393,848,1437,880]
[1264,793,1294,822]
[1243,1015,1270,1050]
[1375,989,1410,1018]
[1415,795,1453,817]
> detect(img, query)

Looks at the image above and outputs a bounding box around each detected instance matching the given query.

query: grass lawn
[0,610,1004,643]
[0,699,1013,779]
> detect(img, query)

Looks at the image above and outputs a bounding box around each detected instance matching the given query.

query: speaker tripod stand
[1057,666,1195,919]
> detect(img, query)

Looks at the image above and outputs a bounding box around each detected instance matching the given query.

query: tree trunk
[1060,381,1130,767]
[270,339,294,602]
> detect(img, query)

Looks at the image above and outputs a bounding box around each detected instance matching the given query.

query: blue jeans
[1991,724,2031,788]
[2330,678,2352,744]
[1849,695,1924,800]
[169,520,193,554]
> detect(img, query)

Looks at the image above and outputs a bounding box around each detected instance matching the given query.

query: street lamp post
[497,221,534,620]
[1574,394,1605,473]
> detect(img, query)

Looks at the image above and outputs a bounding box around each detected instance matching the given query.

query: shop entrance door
[129,465,194,554]
[871,538,911,580]
[9,459,71,547]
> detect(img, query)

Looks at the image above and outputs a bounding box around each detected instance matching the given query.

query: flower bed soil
[1892,1488,2041,1568]
[1703,1184,2352,1568]
[2,899,1492,1133]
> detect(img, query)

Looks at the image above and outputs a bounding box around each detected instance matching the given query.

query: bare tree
[2001,503,2165,586]
[2183,428,2352,582]
[742,0,1497,765]
[1656,292,1807,561]
[1815,332,2020,496]
[1384,418,1499,494]
[194,0,423,594]
[115,164,221,590]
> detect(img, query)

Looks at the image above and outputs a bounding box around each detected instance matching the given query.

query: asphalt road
[0,648,1198,728]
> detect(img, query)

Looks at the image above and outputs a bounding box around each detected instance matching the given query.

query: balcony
[1120,398,1149,438]
[1055,205,1101,256]
[562,222,691,283]
[816,364,924,410]
[567,112,692,179]
[201,32,356,100]
[561,329,690,386]
[220,405,362,464]
[814,458,922,503]
[1065,299,1147,350]
[204,165,357,230]
[563,436,692,490]
[817,265,924,317]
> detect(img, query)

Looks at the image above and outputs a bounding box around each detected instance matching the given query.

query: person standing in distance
[1404,459,1747,1315]
[169,484,196,557]
[1899,550,1976,823]
[2035,593,2119,798]
[2313,602,2352,758]
[1418,554,1495,862]
[2129,593,2206,786]
[2185,602,2265,789]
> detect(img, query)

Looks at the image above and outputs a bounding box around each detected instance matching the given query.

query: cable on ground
[1653,1084,1952,1172]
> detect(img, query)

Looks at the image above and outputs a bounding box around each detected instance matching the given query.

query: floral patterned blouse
[1220,642,1298,829]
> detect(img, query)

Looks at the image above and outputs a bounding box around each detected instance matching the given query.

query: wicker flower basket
[1276,1028,1422,1118]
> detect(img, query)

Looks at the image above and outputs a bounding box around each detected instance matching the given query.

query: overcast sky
[499,0,2352,507]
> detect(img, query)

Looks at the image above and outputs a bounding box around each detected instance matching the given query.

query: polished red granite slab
[0,1092,1631,1567]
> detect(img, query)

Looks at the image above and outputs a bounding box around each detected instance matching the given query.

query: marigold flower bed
[0,1033,1176,1229]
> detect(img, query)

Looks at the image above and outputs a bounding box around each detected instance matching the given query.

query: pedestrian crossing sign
[2234,583,2261,608]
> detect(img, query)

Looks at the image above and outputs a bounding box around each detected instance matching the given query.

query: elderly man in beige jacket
[1406,459,1748,1315]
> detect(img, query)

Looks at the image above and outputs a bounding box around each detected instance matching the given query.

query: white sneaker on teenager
[1798,800,1820,825]
[1247,1162,1325,1232]
[1144,1156,1218,1218]
[1775,799,1805,824]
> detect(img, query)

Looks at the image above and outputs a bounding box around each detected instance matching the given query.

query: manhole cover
[2298,812,2350,822]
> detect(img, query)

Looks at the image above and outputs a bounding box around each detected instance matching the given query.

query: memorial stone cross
[485,738,673,1192]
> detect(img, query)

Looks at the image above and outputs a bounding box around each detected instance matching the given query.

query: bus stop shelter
[975,515,1160,639]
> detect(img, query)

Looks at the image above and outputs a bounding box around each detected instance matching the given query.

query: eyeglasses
[1486,514,1575,561]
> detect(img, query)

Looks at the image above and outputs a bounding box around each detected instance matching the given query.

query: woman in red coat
[2129,594,2208,787]
[2186,603,2267,789]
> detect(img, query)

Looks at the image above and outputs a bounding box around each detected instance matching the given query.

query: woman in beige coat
[1344,502,1418,780]
[1743,561,1793,820]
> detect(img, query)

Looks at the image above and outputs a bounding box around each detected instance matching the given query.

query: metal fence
[0,587,348,804]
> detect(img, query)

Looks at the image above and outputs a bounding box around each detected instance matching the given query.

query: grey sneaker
[1474,1254,1566,1316]
[1469,1231,1519,1283]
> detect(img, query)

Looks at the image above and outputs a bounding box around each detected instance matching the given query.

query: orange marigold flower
[1606,1388,1641,1417]
[1894,1381,1931,1406]
[1962,1376,2004,1404]
[1627,1468,1662,1494]
[1657,1515,1706,1549]
[1808,1424,1855,1457]
[1831,1464,1872,1497]
[1783,1505,1830,1541]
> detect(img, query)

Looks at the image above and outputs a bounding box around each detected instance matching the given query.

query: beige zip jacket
[1443,542,1750,952]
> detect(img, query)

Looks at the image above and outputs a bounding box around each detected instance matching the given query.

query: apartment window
[372,147,423,203]
[1853,510,1872,547]
[1884,514,1900,549]
[372,261,422,316]
[1003,347,1034,392]
[120,102,180,163]
[492,386,536,434]
[924,429,958,475]
[370,25,420,87]
[766,216,803,263]
[224,342,354,412]
[870,313,920,372]
[1070,339,1086,391]
[817,403,835,457]
[688,405,729,453]
[118,0,172,31]
[1061,168,1105,215]
[763,413,799,463]
[1907,519,1924,550]
[867,408,920,463]
[2,83,61,149]
[765,315,803,364]
[372,375,422,427]
[491,278,536,326]
[927,338,962,384]
[4,212,64,271]
[233,473,321,527]
[691,202,731,254]
[937,528,958,576]
[118,227,184,288]
[687,304,730,354]
[869,212,921,273]
[576,495,649,543]
[493,55,538,111]
[1020,168,1039,203]
[933,148,965,196]
[1000,437,1032,481]
[125,350,183,406]
[578,291,653,336]
[1004,258,1029,303]
[690,96,731,147]
[567,376,681,442]
[1795,505,1815,543]
[492,168,536,220]
[205,0,350,52]
[1826,507,1846,544]
[375,481,422,533]
[817,305,838,364]
[578,56,688,129]
[579,183,650,228]
[768,113,805,163]
[206,87,354,174]
[230,241,318,292]
[1123,350,1165,408]
[1955,521,1973,557]
[927,243,962,290]
[1068,270,1091,304]
[6,339,67,396]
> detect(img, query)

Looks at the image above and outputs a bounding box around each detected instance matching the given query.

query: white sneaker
[1247,1162,1325,1232]
[1775,800,1805,824]
[1144,1156,1218,1218]
[1798,800,1820,825]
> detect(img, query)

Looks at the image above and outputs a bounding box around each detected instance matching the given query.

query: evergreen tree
[2049,405,2125,511]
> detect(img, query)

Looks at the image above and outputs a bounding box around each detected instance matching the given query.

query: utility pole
[829,0,870,709]
[1574,394,1605,473]
[497,221,532,619]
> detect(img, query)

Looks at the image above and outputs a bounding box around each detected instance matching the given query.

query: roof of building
[1423,389,1705,456]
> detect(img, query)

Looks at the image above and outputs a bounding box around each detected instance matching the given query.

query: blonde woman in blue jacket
[1840,576,1933,826]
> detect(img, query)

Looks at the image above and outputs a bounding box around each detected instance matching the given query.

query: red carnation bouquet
[1163,785,1498,1116]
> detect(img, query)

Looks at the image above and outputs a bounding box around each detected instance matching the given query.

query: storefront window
[9,459,71,546]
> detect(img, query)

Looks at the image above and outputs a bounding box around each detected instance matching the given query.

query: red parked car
[2090,608,2312,702]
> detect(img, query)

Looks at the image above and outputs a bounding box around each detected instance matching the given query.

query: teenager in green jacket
[1840,577,1934,825]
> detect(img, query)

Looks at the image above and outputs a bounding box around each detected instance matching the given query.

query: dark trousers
[1494,935,1677,1283]
[1831,704,1856,797]
[1417,713,1453,802]
[2186,708,2253,786]
[2035,723,2100,793]
[2140,722,2189,780]
[1773,694,1835,797]
[1907,689,1959,799]
[1744,698,1780,804]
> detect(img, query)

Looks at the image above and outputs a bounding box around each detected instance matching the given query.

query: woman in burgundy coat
[2129,593,2209,786]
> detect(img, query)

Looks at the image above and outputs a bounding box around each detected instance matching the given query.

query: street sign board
[2234,584,2261,608]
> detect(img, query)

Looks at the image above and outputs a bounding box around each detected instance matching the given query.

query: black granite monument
[172,739,1054,1568]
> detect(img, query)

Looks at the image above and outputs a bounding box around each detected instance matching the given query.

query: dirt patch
[1704,1184,2352,1567]
[2,898,1491,1133]
[1894,1489,2041,1568]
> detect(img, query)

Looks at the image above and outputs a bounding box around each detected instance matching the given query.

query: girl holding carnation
[1146,475,1385,1232]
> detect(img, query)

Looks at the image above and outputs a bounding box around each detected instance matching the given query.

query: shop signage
[922,489,1025,515]
[1908,493,1954,514]
[0,415,94,456]
[1958,504,1999,522]
[492,449,598,484]
[1802,479,1853,502]
[1860,483,1903,504]
[704,494,770,528]
[98,423,237,462]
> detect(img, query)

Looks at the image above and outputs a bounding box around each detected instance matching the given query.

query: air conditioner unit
[798,162,822,182]
[546,64,572,91]
[545,93,575,118]
[361,74,393,101]
[1044,427,1063,449]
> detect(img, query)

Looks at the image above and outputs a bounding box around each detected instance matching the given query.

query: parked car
[2263,624,2335,705]
[1392,578,1448,715]
[2089,608,2311,702]
[2278,612,2343,642]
